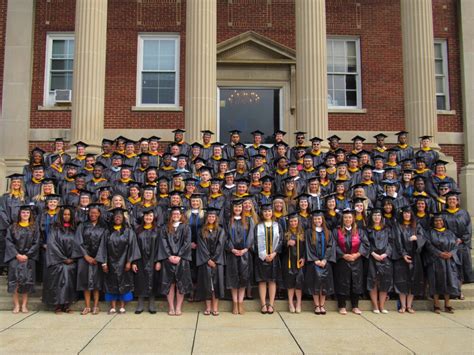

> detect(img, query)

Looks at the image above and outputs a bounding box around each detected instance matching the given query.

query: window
[327,37,361,108]
[137,34,180,107]
[434,39,450,111]
[43,33,75,106]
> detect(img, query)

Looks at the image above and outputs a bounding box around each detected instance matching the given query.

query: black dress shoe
[135,310,143,314]
[149,310,157,314]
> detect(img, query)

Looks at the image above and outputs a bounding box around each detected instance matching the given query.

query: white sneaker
[381,309,389,314]
[372,309,380,314]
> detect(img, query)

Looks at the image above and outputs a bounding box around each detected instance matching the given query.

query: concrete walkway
[0,310,472,354]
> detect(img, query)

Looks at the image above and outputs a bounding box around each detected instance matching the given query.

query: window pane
[347,56,357,72]
[327,74,334,90]
[437,95,446,110]
[333,41,344,56]
[158,88,175,104]
[51,59,73,71]
[436,77,444,93]
[51,72,73,90]
[142,72,159,89]
[346,41,356,57]
[435,60,443,75]
[334,56,345,72]
[327,40,333,56]
[158,55,175,71]
[434,43,442,58]
[159,40,175,57]
[346,75,356,90]
[327,90,335,105]
[346,90,357,106]
[143,40,160,71]
[158,73,175,89]
[334,90,346,106]
[142,88,158,104]
[67,40,74,57]
[334,75,345,90]
[52,40,66,57]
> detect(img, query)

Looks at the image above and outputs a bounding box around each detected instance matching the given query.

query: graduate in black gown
[366,208,393,314]
[132,208,161,314]
[43,206,78,313]
[4,205,39,313]
[333,209,370,315]
[157,207,192,316]
[443,192,473,290]
[393,206,426,313]
[425,214,461,313]
[304,210,335,315]
[74,203,108,315]
[254,204,283,315]
[225,199,255,314]
[96,207,141,314]
[196,207,226,316]
[281,212,305,314]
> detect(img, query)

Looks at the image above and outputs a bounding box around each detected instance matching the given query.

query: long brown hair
[202,215,220,239]
[312,215,330,244]
[167,210,186,234]
[285,217,304,242]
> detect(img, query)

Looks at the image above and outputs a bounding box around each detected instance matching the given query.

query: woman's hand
[319,259,327,268]
[343,254,353,262]
[403,255,412,264]
[102,263,109,273]
[124,262,131,272]
[16,254,27,263]
[64,258,74,265]
[287,239,296,247]
[131,264,138,273]
[207,259,216,268]
[84,255,96,265]
[155,262,161,271]
[409,235,417,242]
[298,258,305,268]
[191,242,197,250]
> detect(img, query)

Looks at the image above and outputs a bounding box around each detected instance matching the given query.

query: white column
[0,0,35,192]
[401,0,439,148]
[459,1,474,216]
[295,0,328,146]
[184,0,217,143]
[70,0,107,152]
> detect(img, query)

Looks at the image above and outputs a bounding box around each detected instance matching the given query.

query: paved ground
[0,310,472,354]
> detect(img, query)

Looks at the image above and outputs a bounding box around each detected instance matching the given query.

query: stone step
[0,296,473,312]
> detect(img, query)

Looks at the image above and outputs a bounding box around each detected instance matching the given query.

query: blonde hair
[33,184,56,202]
[185,197,205,219]
[8,179,26,202]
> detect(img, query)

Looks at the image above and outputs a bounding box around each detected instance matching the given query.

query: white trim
[434,39,450,111]
[136,33,180,108]
[130,105,183,112]
[327,36,362,109]
[43,32,75,107]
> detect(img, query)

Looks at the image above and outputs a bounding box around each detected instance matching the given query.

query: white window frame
[136,33,180,108]
[434,39,450,111]
[43,32,75,107]
[326,36,362,109]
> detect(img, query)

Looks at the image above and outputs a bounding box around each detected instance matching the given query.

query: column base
[460,163,474,218]
[0,156,29,193]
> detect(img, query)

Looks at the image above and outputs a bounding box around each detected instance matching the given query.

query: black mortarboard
[172,129,186,134]
[419,135,433,140]
[73,141,89,148]
[41,178,56,185]
[205,207,220,214]
[79,189,94,197]
[327,135,341,141]
[190,142,204,149]
[294,131,307,136]
[434,160,449,166]
[231,198,244,205]
[260,203,273,211]
[31,147,46,155]
[98,185,112,192]
[87,203,103,209]
[148,136,161,141]
[235,178,250,185]
[311,209,326,216]
[6,173,24,180]
[395,131,409,136]
[295,193,311,200]
[201,130,214,135]
[110,207,128,214]
[251,130,264,136]
[274,129,287,136]
[351,135,366,142]
[310,137,323,143]
[228,129,241,135]
[445,191,461,198]
[373,133,388,139]
[119,164,133,170]
[260,175,274,183]
[45,194,61,201]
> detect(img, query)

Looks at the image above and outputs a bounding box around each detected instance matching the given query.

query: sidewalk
[0,310,472,354]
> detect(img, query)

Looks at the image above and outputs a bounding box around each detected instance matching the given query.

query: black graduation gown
[96,226,141,295]
[425,228,461,296]
[157,223,192,295]
[196,227,226,300]
[393,223,426,296]
[443,209,473,283]
[225,218,255,289]
[281,231,306,290]
[0,194,28,267]
[304,229,336,295]
[324,212,341,230]
[333,227,370,296]
[133,226,161,297]
[43,226,78,305]
[4,224,39,293]
[366,227,393,292]
[254,222,283,283]
[188,212,204,283]
[36,211,59,283]
[74,221,109,291]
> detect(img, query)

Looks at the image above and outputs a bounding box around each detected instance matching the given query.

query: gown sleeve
[94,229,109,264]
[26,226,40,261]
[4,226,17,263]
[358,228,370,258]
[196,230,210,267]
[214,227,226,265]
[178,225,192,261]
[126,228,141,264]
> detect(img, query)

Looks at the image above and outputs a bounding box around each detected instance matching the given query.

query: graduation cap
[224,169,236,177]
[323,192,337,200]
[125,139,136,146]
[398,205,413,213]
[41,178,56,185]
[19,204,34,211]
[127,181,142,188]
[233,142,246,150]
[309,137,323,143]
[148,136,161,142]
[419,135,433,140]
[285,211,301,219]
[137,152,151,159]
[336,161,349,167]
[272,193,286,201]
[356,150,371,157]
[307,176,320,182]
[327,135,341,142]
[87,203,103,209]
[412,174,426,182]
[274,141,289,148]
[253,154,266,160]
[402,168,415,174]
[138,137,150,143]
[53,137,65,143]
[168,206,185,212]
[295,193,311,200]
[168,190,182,197]
[260,203,273,211]
[386,147,399,154]
[351,135,366,142]
[228,129,241,135]
[31,147,46,155]
[49,154,61,163]
[110,207,128,214]
[31,164,45,171]
[288,161,299,167]
[445,191,461,199]
[274,129,287,136]
[142,207,156,215]
[372,155,385,162]
[85,153,96,159]
[73,173,88,180]
[190,193,204,199]
[6,173,24,180]
[249,166,263,175]
[235,177,250,185]
[157,176,170,183]
[144,166,158,173]
[296,145,309,151]
[368,207,383,214]
[283,176,295,184]
[373,133,388,139]
[260,175,274,183]
[395,131,409,136]
[415,156,426,163]
[211,142,224,147]
[177,154,188,160]
[79,189,94,197]
[341,208,356,215]
[194,157,207,165]
[111,152,125,160]
[350,183,366,190]
[210,177,223,184]
[98,185,112,192]
[115,136,128,143]
[432,211,446,219]
[310,209,326,216]
[172,129,186,134]
[294,131,307,136]
[381,195,396,204]
[434,160,449,166]
[351,197,367,204]
[73,141,89,148]
[251,130,264,136]
[45,194,61,201]
[142,184,156,191]
[184,177,199,185]
[334,179,348,186]
[317,163,328,170]
[382,179,398,187]
[205,207,220,214]
[201,130,214,135]
[347,154,359,161]
[161,152,172,159]
[231,198,244,205]
[190,142,204,149]
[383,166,397,173]
[198,166,213,174]
[119,164,133,170]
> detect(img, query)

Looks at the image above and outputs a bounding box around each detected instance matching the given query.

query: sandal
[63,306,73,314]
[81,307,91,315]
[92,307,100,315]
[118,307,126,314]
[407,308,415,314]
[444,306,454,314]
[108,308,117,315]
[168,310,176,316]
[175,310,182,316]
[267,304,274,314]
[398,308,406,314]
[260,304,268,314]
[212,311,220,316]
[203,309,211,316]
[12,306,20,314]
[433,306,441,314]
[314,306,321,315]
[320,305,326,315]
[459,294,465,300]
[55,306,63,314]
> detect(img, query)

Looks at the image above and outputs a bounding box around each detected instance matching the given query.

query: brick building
[0,0,473,214]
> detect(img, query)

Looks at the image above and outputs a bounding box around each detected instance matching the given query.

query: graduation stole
[320,179,330,187]
[274,211,283,219]
[120,178,132,183]
[149,151,159,156]
[51,164,63,173]
[311,150,321,156]
[384,213,392,219]
[101,153,111,158]
[415,168,429,174]
[434,227,446,232]
[328,210,336,217]
[275,168,288,175]
[159,194,169,198]
[336,194,345,200]
[421,147,432,151]
[65,176,75,182]
[398,144,408,149]
[447,208,459,214]
[386,161,397,167]
[31,177,43,184]
[143,224,153,230]
[113,225,122,231]
[356,214,364,221]
[287,228,302,269]
[327,167,336,174]
[435,174,446,180]
[303,167,315,173]
[416,212,426,218]
[234,192,249,198]
[203,143,212,149]
[256,222,280,259]
[92,177,107,183]
[362,180,374,185]
[212,156,222,161]
[375,147,386,152]
[200,181,211,188]
[299,211,309,218]
[128,196,142,205]
[373,225,382,231]
[261,191,271,197]
[251,182,261,187]
[19,221,30,227]
[125,153,136,158]
[84,166,93,172]
[75,155,86,161]
[348,167,359,173]
[413,191,427,197]
[210,193,223,199]
[161,166,174,171]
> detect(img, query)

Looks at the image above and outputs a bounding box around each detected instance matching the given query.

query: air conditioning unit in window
[54,89,72,104]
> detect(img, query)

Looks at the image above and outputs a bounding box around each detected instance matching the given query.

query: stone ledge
[37,105,72,111]
[329,108,367,114]
[131,106,183,112]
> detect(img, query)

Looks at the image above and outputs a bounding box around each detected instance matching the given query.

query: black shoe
[135,309,143,314]
[149,310,157,314]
